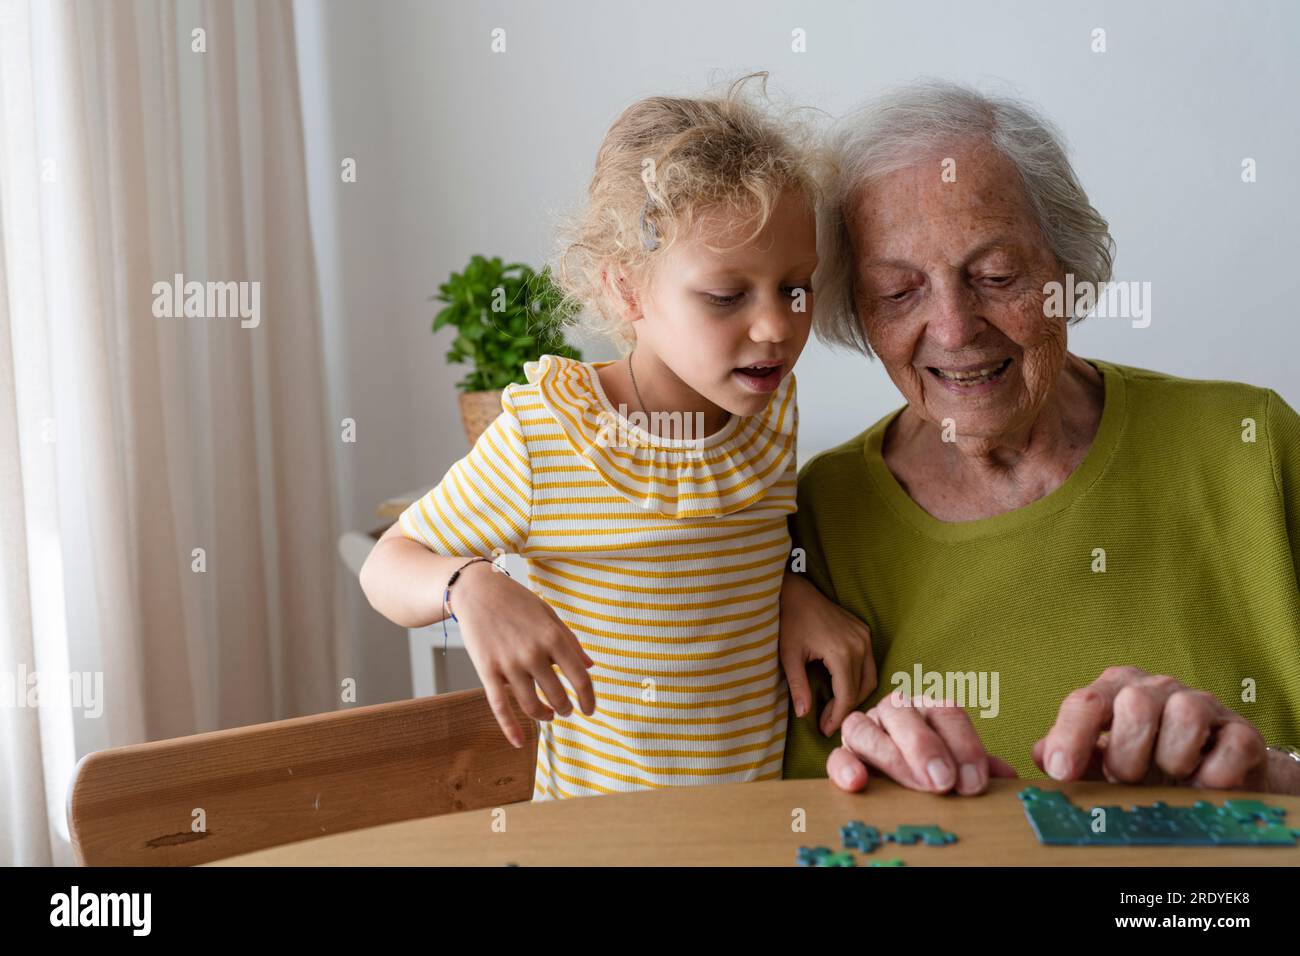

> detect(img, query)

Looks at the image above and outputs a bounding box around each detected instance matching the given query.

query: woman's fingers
[839,711,922,788]
[1037,665,1145,780]
[988,755,1020,778]
[1104,675,1182,782]
[874,696,962,792]
[1152,689,1218,780]
[1188,718,1267,789]
[838,697,1001,794]
[1036,667,1269,792]
[826,745,871,792]
[926,704,991,794]
[1032,670,1271,791]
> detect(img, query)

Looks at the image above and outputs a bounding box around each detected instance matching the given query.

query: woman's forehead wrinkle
[866,190,1041,269]
[862,215,1028,269]
[858,157,1035,247]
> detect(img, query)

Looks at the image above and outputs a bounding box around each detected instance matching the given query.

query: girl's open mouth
[733,362,784,393]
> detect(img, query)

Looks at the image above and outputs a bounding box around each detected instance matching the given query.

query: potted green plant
[432,255,583,445]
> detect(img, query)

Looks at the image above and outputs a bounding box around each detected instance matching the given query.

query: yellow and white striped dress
[399,353,797,800]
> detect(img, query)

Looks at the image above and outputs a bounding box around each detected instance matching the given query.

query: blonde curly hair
[553,72,827,352]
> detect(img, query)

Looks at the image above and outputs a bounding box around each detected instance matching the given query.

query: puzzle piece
[796,845,856,867]
[840,821,882,853]
[1221,799,1288,825]
[868,858,907,867]
[885,824,958,846]
[1018,787,1300,846]
[802,821,956,867]
[796,845,831,866]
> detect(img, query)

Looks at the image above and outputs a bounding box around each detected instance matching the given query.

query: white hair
[813,80,1115,355]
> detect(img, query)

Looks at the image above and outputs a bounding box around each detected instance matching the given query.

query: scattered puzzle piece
[802,820,958,867]
[886,824,958,846]
[1018,786,1300,846]
[797,845,856,867]
[796,845,831,866]
[841,821,882,853]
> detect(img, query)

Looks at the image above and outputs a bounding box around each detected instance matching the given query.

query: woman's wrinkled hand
[829,691,1019,795]
[1031,665,1285,791]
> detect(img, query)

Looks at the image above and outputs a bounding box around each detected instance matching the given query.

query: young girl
[360,75,873,800]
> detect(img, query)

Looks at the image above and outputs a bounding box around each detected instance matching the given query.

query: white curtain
[0,0,343,866]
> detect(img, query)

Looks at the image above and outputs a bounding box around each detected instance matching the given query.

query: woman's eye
[884,289,913,302]
[981,275,1014,286]
[703,292,743,306]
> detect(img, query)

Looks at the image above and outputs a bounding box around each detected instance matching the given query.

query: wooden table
[210,778,1300,866]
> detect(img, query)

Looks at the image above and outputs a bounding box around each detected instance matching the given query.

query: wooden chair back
[67,689,537,865]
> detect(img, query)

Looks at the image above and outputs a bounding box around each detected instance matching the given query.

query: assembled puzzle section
[1018,786,1300,846]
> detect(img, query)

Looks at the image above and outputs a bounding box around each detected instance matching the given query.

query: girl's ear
[600,266,643,324]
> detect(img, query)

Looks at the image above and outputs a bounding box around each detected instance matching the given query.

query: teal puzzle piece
[803,821,957,866]
[841,821,883,853]
[886,824,958,846]
[797,846,857,867]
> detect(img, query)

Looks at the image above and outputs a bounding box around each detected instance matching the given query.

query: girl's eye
[782,285,814,299]
[703,292,743,306]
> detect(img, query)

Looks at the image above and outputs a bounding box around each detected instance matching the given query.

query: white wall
[297,0,1300,702]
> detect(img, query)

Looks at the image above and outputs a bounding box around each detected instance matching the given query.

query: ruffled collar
[523,354,797,518]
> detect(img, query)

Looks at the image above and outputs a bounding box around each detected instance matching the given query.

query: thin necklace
[626,351,730,436]
[627,351,648,417]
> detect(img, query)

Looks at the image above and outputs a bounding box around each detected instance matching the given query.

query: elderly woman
[780,82,1300,796]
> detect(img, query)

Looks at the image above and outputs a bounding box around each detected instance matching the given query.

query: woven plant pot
[458,389,504,447]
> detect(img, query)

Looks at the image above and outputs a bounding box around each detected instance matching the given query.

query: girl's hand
[778,572,876,736]
[451,561,597,748]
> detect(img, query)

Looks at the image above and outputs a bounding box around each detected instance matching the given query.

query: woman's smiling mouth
[926,357,1013,393]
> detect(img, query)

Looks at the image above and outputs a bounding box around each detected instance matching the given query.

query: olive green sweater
[783,359,1300,779]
